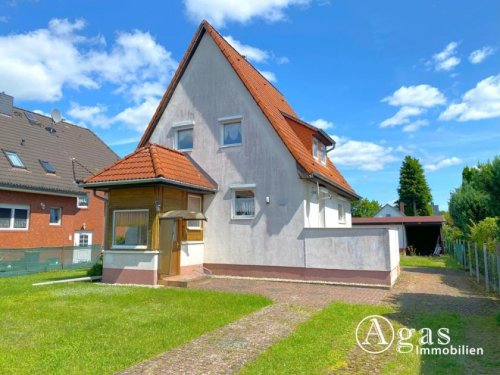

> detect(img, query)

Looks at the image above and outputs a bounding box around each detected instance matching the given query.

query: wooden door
[159,219,181,275]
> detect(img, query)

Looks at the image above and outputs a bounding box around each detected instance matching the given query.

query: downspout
[93,190,109,250]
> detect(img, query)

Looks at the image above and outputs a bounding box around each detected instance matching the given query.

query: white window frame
[3,150,26,169]
[77,194,89,208]
[174,123,194,151]
[338,202,346,224]
[219,115,243,148]
[230,183,256,220]
[0,204,30,230]
[49,207,62,226]
[320,144,327,164]
[112,209,149,249]
[186,194,202,230]
[312,139,319,160]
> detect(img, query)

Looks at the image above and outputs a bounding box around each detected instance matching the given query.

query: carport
[352,216,445,255]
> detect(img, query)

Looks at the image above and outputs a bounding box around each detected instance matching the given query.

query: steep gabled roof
[138,20,357,199]
[0,106,118,196]
[84,144,217,192]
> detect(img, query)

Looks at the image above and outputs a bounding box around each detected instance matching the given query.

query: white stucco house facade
[83,21,400,287]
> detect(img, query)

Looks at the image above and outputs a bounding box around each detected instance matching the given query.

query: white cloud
[310,118,334,130]
[276,56,290,64]
[382,85,446,108]
[429,42,461,71]
[329,135,399,171]
[0,18,176,103]
[113,96,161,132]
[402,119,429,132]
[469,46,495,64]
[67,102,111,128]
[439,75,500,121]
[424,157,462,172]
[107,137,141,147]
[223,35,269,63]
[380,106,424,128]
[259,70,277,82]
[183,0,310,27]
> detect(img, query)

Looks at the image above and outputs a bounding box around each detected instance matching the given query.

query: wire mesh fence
[445,240,500,294]
[0,244,101,277]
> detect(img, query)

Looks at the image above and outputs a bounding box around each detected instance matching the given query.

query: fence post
[483,244,489,292]
[496,243,500,293]
[475,243,479,283]
[468,242,472,275]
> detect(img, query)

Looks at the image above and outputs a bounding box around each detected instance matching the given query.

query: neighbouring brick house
[0,92,119,250]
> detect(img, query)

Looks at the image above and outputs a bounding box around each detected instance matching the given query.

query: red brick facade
[0,189,106,248]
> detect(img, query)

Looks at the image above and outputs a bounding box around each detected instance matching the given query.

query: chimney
[399,202,405,214]
[0,92,14,117]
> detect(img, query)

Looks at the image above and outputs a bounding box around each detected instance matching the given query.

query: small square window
[40,160,56,174]
[222,122,242,146]
[4,150,25,168]
[77,194,89,208]
[176,128,193,150]
[50,207,61,225]
[232,190,255,219]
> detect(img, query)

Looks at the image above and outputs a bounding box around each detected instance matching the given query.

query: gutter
[310,172,361,200]
[0,183,86,198]
[81,177,218,193]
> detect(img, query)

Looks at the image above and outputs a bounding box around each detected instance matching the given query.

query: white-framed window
[49,207,62,225]
[0,204,29,230]
[187,194,202,230]
[219,116,243,147]
[320,144,327,164]
[175,127,194,150]
[112,209,149,249]
[312,139,319,159]
[230,184,256,219]
[338,203,346,224]
[3,150,26,168]
[77,194,89,208]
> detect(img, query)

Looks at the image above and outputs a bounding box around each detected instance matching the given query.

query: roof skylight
[40,160,56,174]
[24,112,37,123]
[4,150,25,168]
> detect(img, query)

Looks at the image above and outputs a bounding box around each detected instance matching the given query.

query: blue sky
[1,0,499,209]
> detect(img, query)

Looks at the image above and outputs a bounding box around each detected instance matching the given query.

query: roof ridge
[149,144,162,177]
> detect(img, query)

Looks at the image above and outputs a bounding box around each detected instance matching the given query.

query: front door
[73,231,93,263]
[159,219,180,275]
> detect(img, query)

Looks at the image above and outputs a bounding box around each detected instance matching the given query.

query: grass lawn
[0,270,271,374]
[400,254,461,269]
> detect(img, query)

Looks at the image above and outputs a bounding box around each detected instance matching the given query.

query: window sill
[111,245,148,250]
[187,227,203,231]
[219,143,242,149]
[49,223,61,226]
[0,228,29,231]
[231,216,255,220]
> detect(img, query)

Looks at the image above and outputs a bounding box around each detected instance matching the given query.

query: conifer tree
[397,156,433,216]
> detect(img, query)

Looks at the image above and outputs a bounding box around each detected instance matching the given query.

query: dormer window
[3,150,25,168]
[312,139,319,159]
[320,144,327,164]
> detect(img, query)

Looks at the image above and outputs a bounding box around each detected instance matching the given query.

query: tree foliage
[397,156,433,216]
[469,217,499,253]
[449,156,500,235]
[352,198,381,217]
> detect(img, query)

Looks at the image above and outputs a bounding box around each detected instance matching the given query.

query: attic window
[312,139,319,160]
[40,160,56,174]
[3,150,25,168]
[24,112,37,123]
[320,144,326,164]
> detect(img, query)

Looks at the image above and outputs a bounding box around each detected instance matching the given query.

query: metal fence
[0,244,101,277]
[445,240,500,294]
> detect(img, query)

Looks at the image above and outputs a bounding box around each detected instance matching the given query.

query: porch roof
[82,143,217,192]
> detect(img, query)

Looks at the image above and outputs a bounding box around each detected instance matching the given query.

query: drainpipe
[92,190,109,250]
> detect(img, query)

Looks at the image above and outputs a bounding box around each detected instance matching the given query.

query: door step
[158,274,210,288]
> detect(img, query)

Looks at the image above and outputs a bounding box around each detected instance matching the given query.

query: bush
[469,217,499,253]
[87,253,103,276]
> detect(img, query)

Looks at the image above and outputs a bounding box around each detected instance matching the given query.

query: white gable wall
[375,204,404,217]
[149,33,310,267]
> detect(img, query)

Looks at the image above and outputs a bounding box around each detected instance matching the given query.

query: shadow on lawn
[385,267,499,374]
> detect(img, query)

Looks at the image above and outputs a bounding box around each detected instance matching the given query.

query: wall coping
[104,250,160,255]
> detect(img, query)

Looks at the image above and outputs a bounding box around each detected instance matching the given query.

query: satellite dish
[51,109,62,124]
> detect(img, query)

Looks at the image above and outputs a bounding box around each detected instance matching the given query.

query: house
[0,92,119,254]
[83,21,400,287]
[352,216,445,255]
[375,202,406,218]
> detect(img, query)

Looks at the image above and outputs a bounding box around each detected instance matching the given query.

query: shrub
[469,217,499,253]
[87,253,103,276]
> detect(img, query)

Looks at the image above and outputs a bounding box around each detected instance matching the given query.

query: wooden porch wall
[106,186,203,249]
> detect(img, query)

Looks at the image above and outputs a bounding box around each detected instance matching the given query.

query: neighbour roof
[352,216,445,225]
[138,20,357,199]
[84,144,217,192]
[0,107,119,196]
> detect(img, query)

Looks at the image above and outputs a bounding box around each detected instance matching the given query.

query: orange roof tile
[84,144,216,191]
[138,20,357,198]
